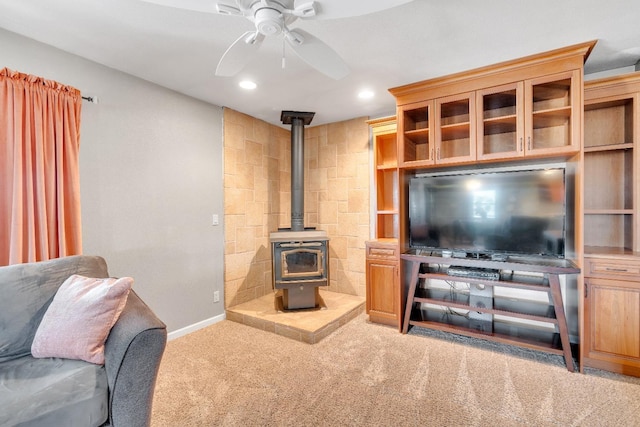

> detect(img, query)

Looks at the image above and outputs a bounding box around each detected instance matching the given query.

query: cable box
[446,266,500,281]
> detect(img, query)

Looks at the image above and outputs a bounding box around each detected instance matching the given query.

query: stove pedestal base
[282,285,321,310]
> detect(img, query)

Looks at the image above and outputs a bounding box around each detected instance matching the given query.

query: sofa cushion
[0,355,108,427]
[0,256,109,363]
[31,274,133,365]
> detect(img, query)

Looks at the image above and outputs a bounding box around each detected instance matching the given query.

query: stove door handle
[279,241,324,248]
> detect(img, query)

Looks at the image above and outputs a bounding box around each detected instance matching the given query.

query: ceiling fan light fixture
[293,2,316,17]
[243,32,260,45]
[285,30,305,46]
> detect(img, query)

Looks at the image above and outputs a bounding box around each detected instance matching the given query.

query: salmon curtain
[0,68,83,265]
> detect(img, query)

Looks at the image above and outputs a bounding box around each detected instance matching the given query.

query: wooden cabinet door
[524,70,581,156]
[476,82,525,160]
[366,259,399,326]
[584,277,640,371]
[435,92,476,165]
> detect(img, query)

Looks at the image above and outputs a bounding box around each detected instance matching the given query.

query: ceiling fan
[139,0,413,80]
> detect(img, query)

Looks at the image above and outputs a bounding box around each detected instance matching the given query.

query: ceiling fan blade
[308,0,414,19]
[138,0,224,13]
[215,31,265,77]
[140,0,413,18]
[285,29,349,80]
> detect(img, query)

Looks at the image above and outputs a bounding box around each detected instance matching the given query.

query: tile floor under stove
[225,290,366,344]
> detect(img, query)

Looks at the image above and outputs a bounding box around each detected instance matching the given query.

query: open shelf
[584,209,633,215]
[408,309,564,354]
[413,287,557,323]
[369,116,399,241]
[584,150,632,211]
[583,92,635,254]
[584,143,633,153]
[418,269,551,291]
[584,245,638,257]
[376,169,398,212]
[376,213,399,239]
[583,213,633,250]
[401,252,578,371]
[376,133,398,168]
[584,98,633,148]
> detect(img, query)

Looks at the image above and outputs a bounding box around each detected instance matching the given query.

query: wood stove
[271,230,329,309]
[270,111,329,310]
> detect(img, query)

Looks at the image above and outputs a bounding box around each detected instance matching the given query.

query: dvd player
[447,266,500,281]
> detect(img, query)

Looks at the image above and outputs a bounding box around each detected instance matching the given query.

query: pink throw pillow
[31,274,133,365]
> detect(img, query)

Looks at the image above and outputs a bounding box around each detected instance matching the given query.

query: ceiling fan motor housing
[255,7,284,35]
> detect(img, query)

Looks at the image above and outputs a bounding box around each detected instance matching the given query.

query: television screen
[409,168,566,258]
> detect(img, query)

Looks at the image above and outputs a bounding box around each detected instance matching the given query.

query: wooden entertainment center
[366,40,640,376]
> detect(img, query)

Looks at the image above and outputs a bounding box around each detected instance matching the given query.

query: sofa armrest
[103,290,167,427]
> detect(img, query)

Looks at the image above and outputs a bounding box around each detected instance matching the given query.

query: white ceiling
[0,0,639,127]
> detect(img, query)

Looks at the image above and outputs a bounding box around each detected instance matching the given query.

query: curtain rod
[82,95,98,104]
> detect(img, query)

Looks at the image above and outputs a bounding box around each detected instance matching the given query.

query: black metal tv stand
[401,251,580,372]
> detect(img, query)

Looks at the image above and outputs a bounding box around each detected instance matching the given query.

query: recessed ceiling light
[358,89,374,99]
[239,80,257,90]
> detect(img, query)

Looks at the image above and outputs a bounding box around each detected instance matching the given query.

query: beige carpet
[152,314,640,426]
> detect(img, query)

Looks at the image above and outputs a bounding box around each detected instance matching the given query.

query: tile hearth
[226,290,365,344]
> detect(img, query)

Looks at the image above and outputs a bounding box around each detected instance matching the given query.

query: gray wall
[0,28,225,333]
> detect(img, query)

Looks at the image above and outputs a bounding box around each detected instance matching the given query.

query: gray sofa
[0,255,167,427]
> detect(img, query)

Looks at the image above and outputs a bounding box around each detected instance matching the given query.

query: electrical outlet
[213,291,220,303]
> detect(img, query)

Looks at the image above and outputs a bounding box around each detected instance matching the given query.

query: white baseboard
[167,312,226,341]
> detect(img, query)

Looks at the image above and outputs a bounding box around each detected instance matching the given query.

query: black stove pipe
[290,117,305,231]
[281,111,315,232]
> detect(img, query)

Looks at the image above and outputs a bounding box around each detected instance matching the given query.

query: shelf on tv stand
[401,252,580,372]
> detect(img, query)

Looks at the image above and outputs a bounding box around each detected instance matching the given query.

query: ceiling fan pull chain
[282,38,286,70]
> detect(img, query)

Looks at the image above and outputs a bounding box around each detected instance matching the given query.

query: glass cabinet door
[398,101,433,167]
[525,70,580,155]
[477,82,524,160]
[436,92,476,164]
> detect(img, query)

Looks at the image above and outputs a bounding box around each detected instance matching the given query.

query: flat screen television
[409,167,566,259]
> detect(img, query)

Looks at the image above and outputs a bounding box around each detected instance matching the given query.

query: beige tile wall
[223,108,370,308]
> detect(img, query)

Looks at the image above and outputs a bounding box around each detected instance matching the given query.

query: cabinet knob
[527,136,531,151]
